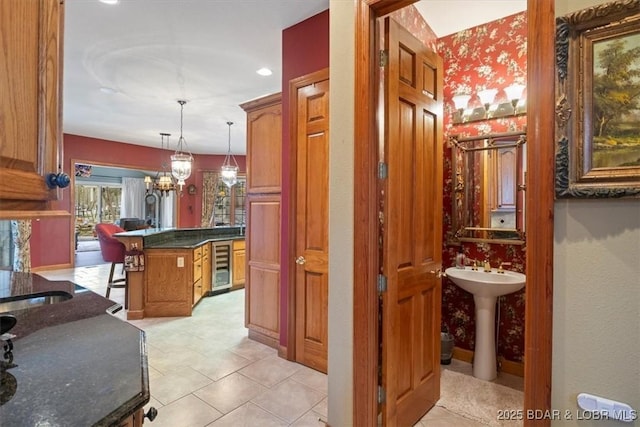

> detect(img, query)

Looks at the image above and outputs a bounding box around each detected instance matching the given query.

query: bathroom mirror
[449,130,526,245]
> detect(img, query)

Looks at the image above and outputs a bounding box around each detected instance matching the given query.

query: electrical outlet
[177,257,184,267]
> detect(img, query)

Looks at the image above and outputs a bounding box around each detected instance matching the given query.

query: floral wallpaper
[437,12,528,363]
[373,8,528,364]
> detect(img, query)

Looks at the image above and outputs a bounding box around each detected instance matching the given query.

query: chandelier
[221,121,239,188]
[145,133,178,196]
[171,100,194,190]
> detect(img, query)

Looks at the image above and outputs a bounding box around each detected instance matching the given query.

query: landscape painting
[591,31,640,169]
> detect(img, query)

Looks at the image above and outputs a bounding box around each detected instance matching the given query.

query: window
[75,183,122,234]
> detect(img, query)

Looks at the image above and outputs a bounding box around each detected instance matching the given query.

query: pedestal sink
[445,266,526,381]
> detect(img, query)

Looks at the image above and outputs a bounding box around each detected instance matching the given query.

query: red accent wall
[280,10,329,347]
[31,133,245,268]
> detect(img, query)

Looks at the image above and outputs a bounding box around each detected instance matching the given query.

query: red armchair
[95,223,127,305]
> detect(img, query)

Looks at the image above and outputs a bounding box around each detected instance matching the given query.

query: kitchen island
[0,271,151,426]
[114,227,245,320]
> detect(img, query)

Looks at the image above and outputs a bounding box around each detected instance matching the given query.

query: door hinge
[379,50,388,68]
[378,162,388,179]
[377,385,386,404]
[377,274,387,294]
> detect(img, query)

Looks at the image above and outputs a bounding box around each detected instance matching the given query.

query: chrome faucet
[483,259,492,272]
[470,260,478,271]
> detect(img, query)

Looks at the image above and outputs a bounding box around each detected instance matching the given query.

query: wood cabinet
[118,407,144,427]
[202,242,212,294]
[232,239,245,288]
[192,245,204,306]
[240,93,282,350]
[144,243,208,317]
[0,0,68,219]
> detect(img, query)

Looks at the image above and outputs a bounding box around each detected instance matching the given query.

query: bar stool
[95,223,127,308]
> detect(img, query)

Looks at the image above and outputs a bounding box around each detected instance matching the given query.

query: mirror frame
[448,130,527,245]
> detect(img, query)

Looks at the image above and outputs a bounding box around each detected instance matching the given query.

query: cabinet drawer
[233,239,245,251]
[194,258,202,281]
[193,246,203,261]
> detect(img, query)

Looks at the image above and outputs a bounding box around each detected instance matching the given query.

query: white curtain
[160,192,175,228]
[121,177,146,219]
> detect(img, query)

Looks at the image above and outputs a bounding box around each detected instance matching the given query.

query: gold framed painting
[555,0,640,198]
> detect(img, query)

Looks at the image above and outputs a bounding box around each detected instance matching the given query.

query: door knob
[295,256,306,265]
[430,269,444,278]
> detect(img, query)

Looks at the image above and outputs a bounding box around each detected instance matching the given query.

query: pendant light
[171,100,193,190]
[144,133,177,196]
[221,121,239,188]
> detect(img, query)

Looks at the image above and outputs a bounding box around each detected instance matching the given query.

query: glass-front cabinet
[202,173,246,227]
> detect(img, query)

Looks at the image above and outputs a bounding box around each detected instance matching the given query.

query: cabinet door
[192,246,203,305]
[144,249,192,317]
[232,240,246,287]
[0,0,65,216]
[202,243,212,294]
[240,93,282,194]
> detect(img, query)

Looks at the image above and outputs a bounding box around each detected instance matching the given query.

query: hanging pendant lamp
[221,121,239,188]
[171,100,193,190]
[144,133,178,196]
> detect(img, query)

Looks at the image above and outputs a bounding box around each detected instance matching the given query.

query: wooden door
[294,69,330,373]
[379,18,443,426]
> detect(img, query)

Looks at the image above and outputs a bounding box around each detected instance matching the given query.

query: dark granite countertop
[0,271,149,426]
[115,226,244,249]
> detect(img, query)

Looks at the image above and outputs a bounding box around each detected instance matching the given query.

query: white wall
[327,1,355,426]
[553,4,640,426]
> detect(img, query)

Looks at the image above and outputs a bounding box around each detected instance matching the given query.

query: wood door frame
[286,67,331,361]
[352,1,555,425]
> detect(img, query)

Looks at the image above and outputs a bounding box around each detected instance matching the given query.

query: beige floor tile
[150,366,213,405]
[208,402,288,427]
[189,350,254,381]
[239,355,303,387]
[312,398,328,419]
[418,406,488,426]
[290,366,328,394]
[228,337,278,361]
[149,394,222,427]
[290,410,328,427]
[251,378,325,423]
[194,372,268,414]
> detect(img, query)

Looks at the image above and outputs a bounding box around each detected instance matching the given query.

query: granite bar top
[0,271,149,426]
[115,226,244,249]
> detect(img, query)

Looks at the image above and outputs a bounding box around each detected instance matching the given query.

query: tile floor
[37,264,523,426]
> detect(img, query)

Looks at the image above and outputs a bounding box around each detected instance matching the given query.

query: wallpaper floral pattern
[395,8,528,363]
[437,12,528,363]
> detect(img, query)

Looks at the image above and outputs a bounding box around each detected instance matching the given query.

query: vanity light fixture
[451,84,527,125]
[477,88,499,118]
[171,100,194,191]
[220,121,239,188]
[452,93,472,124]
[504,83,526,115]
[145,133,178,197]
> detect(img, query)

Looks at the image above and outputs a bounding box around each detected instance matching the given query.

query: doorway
[351,0,555,425]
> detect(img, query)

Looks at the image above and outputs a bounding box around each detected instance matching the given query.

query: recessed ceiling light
[256,68,273,76]
[99,0,119,4]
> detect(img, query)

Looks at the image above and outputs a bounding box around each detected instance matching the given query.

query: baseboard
[278,344,288,359]
[452,346,524,377]
[32,263,72,272]
[248,329,279,350]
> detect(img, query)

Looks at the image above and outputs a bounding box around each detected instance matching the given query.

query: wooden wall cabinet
[0,0,69,218]
[240,93,282,350]
[232,239,245,288]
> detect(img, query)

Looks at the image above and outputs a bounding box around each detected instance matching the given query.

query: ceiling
[63,0,525,156]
